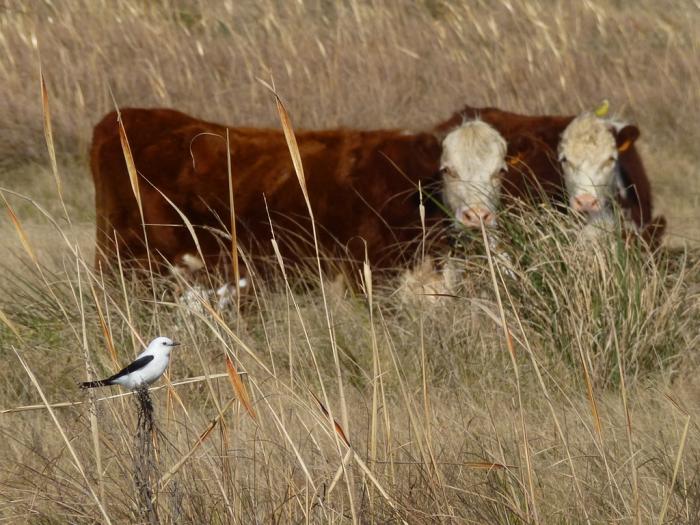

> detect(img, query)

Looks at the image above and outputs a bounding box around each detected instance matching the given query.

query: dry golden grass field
[1,1,700,523]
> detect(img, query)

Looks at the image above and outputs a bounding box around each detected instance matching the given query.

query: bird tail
[80,379,111,389]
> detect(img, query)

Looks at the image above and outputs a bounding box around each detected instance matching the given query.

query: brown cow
[91,104,664,288]
[436,105,666,245]
[90,108,511,279]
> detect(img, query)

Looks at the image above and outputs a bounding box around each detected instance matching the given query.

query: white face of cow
[440,120,507,229]
[558,112,638,219]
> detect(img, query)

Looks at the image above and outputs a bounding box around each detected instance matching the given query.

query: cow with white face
[558,112,640,220]
[440,120,508,229]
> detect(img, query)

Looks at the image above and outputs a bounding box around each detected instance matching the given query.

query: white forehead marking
[559,112,616,165]
[440,120,507,214]
[441,120,507,172]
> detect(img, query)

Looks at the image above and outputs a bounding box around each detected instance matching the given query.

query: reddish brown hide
[436,105,666,245]
[90,108,444,277]
[90,105,665,280]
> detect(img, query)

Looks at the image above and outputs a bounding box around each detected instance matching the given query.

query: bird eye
[162,341,167,345]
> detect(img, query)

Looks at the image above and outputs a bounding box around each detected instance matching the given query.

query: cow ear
[616,125,639,153]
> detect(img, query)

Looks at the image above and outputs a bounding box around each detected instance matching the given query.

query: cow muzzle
[457,205,496,229]
[571,193,601,215]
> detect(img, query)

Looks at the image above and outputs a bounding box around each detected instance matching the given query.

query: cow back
[90,108,443,277]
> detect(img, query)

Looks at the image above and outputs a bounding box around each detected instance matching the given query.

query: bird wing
[106,355,155,383]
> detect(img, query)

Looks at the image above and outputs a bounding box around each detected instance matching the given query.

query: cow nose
[571,194,600,214]
[459,206,495,228]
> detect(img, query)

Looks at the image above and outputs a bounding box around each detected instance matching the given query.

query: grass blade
[225,356,257,421]
[13,347,113,525]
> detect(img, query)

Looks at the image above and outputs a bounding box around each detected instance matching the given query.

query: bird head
[148,336,180,355]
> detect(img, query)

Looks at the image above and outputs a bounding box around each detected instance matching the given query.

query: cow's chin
[588,207,613,222]
[455,215,498,230]
[578,207,613,226]
[579,218,615,244]
[576,208,616,242]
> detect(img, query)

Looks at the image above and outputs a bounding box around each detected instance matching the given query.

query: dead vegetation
[1,0,700,523]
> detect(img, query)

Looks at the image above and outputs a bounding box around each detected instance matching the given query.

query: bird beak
[171,341,181,347]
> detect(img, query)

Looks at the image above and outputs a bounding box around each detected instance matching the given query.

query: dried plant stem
[134,385,160,525]
[480,221,539,524]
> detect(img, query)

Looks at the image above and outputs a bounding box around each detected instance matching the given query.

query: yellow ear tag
[618,139,632,153]
[594,99,610,117]
[507,153,523,166]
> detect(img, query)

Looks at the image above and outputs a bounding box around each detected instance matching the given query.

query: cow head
[558,112,640,219]
[440,120,508,229]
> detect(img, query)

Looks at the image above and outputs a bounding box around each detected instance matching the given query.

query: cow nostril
[573,195,600,213]
[460,207,494,227]
[460,208,479,227]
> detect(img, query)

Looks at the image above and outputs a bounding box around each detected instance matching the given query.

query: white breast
[113,354,170,389]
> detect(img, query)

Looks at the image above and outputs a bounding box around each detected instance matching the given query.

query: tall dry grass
[2,203,699,522]
[1,0,700,523]
[1,0,699,242]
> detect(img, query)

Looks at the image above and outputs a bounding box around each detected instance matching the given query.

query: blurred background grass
[1,1,700,523]
[1,0,699,244]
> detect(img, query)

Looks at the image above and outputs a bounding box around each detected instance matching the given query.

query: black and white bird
[80,336,180,390]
